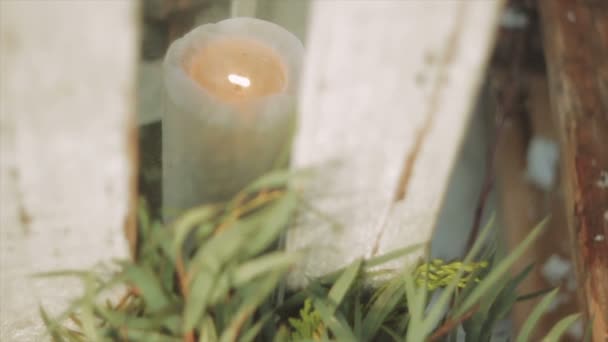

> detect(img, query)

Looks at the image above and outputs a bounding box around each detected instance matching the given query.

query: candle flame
[227,73,251,88]
[186,38,286,104]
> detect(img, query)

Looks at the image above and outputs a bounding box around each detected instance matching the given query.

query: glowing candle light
[162,18,303,219]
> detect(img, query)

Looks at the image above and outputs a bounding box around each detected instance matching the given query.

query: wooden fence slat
[0,2,138,340]
[539,1,608,340]
[286,0,504,287]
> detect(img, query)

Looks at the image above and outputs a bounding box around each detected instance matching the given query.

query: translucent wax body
[162,18,303,219]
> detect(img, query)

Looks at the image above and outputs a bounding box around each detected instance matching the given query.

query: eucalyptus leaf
[123,265,169,312]
[198,316,218,342]
[183,271,216,332]
[219,271,283,342]
[241,191,297,257]
[242,169,293,194]
[172,205,218,257]
[233,251,299,286]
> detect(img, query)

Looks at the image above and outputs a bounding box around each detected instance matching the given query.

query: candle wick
[228,73,251,88]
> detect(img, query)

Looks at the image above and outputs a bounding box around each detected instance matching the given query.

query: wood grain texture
[539,1,608,340]
[0,1,138,340]
[286,0,504,288]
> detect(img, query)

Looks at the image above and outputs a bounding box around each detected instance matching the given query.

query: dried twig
[428,304,480,341]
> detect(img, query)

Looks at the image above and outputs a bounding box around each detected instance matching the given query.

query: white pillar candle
[162,18,303,218]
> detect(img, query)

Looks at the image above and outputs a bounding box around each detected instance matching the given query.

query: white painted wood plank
[287,0,503,287]
[0,1,138,340]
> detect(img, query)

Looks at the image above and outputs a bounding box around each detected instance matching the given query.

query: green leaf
[404,270,426,342]
[517,287,555,302]
[138,198,152,243]
[318,243,423,286]
[207,268,233,307]
[457,217,548,316]
[327,258,362,311]
[242,170,293,194]
[183,270,216,332]
[515,288,560,342]
[462,257,534,341]
[40,306,67,342]
[422,215,498,337]
[239,312,273,342]
[95,305,180,332]
[364,243,424,270]
[198,316,218,342]
[312,298,357,342]
[189,221,249,275]
[381,325,402,342]
[273,326,291,342]
[241,191,297,257]
[233,252,299,286]
[477,263,535,340]
[172,205,218,259]
[123,265,169,312]
[219,271,283,342]
[353,290,363,339]
[363,277,406,341]
[543,313,581,342]
[123,329,182,341]
[288,299,325,341]
[80,273,100,341]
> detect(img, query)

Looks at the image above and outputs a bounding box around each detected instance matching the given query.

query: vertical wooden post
[539,1,608,340]
[0,1,138,340]
[286,0,504,288]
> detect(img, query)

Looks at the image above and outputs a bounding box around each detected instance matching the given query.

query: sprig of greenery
[288,299,326,341]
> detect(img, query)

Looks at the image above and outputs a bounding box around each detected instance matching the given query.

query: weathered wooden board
[0,1,138,340]
[539,1,608,340]
[286,0,504,287]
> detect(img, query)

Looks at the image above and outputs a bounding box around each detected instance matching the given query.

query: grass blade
[457,217,548,316]
[363,277,406,341]
[233,252,299,286]
[543,313,581,342]
[327,258,362,311]
[422,215,497,336]
[39,306,67,342]
[515,288,559,342]
[219,272,283,342]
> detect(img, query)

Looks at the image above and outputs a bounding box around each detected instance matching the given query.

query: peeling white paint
[596,170,608,189]
[567,318,584,340]
[526,136,559,190]
[541,254,572,285]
